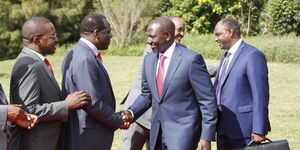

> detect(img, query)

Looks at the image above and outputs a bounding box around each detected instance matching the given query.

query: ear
[228,29,235,38]
[94,29,100,36]
[32,37,41,46]
[165,32,172,41]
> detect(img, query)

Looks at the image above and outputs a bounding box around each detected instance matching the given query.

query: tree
[93,0,161,47]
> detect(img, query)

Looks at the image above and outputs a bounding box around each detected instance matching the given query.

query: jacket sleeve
[189,54,218,141]
[247,50,270,135]
[10,63,68,122]
[72,57,122,131]
[0,105,7,129]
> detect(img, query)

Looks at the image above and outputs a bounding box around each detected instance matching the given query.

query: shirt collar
[27,47,45,61]
[228,39,242,55]
[80,37,99,56]
[159,41,176,58]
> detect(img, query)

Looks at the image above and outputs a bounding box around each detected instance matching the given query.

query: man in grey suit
[123,17,217,150]
[61,13,127,150]
[1,84,38,150]
[121,16,218,150]
[9,17,90,150]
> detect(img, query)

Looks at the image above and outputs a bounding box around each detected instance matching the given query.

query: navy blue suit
[214,41,270,148]
[61,40,122,150]
[129,44,218,150]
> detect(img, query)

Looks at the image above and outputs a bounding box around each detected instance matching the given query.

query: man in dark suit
[123,17,218,150]
[1,84,38,149]
[9,17,90,150]
[213,18,270,149]
[61,13,127,150]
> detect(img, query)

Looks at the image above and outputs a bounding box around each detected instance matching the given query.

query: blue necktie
[216,52,231,109]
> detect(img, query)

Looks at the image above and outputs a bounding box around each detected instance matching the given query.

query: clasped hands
[7,104,38,129]
[118,110,133,130]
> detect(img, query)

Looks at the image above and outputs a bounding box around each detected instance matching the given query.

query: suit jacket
[214,41,270,139]
[9,47,69,150]
[61,40,122,150]
[0,84,8,150]
[121,45,153,129]
[129,44,218,150]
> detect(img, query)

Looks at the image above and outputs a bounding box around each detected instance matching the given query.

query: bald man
[9,17,90,150]
[123,17,217,150]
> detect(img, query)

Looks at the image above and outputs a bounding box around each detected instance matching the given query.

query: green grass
[0,55,299,150]
[54,34,300,64]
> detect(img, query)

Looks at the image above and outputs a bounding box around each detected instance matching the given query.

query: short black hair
[219,18,241,35]
[80,13,107,33]
[22,17,52,45]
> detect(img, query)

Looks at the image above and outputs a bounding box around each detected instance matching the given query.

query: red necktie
[156,55,167,97]
[44,58,54,74]
[97,52,103,63]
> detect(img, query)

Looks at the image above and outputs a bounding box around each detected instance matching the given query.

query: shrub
[270,0,300,35]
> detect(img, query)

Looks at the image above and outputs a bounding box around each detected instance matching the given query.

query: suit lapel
[22,48,62,97]
[78,41,114,95]
[160,46,182,101]
[221,41,246,86]
[151,53,159,101]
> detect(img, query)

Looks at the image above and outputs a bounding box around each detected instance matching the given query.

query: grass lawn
[0,55,299,150]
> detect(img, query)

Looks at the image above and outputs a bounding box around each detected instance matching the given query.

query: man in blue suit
[123,17,218,150]
[213,18,271,149]
[61,13,127,150]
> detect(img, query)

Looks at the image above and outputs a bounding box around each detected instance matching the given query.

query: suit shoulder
[178,46,202,58]
[244,43,266,57]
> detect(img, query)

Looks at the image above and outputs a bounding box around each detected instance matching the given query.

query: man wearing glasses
[9,17,90,150]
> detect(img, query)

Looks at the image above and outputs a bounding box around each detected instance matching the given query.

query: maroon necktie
[97,52,103,63]
[156,55,167,97]
[44,58,54,74]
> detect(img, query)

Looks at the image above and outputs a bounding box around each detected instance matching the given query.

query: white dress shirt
[28,48,45,61]
[156,41,176,80]
[224,39,243,72]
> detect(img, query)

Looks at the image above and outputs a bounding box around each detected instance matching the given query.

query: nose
[109,32,113,39]
[147,38,152,45]
[55,36,59,43]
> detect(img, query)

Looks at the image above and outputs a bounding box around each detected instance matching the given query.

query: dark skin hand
[118,110,134,130]
[252,133,267,143]
[65,91,91,110]
[7,105,38,129]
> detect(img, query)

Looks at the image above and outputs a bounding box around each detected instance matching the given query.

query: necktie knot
[44,58,54,74]
[97,52,103,63]
[225,52,231,57]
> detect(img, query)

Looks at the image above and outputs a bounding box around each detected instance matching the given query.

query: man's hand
[251,133,267,143]
[119,110,133,130]
[198,140,211,150]
[15,114,38,129]
[7,105,39,129]
[65,91,90,109]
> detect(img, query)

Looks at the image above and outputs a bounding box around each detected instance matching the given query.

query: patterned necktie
[156,55,167,97]
[216,52,231,109]
[97,52,103,63]
[44,58,54,74]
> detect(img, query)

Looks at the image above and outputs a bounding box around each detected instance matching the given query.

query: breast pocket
[238,105,253,113]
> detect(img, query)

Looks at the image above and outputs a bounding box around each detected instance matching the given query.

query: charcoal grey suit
[9,47,69,150]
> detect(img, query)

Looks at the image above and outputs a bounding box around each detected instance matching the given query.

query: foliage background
[0,0,299,61]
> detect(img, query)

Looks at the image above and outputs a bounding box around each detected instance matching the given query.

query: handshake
[118,110,134,130]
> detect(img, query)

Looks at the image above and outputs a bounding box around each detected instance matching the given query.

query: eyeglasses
[39,33,57,39]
